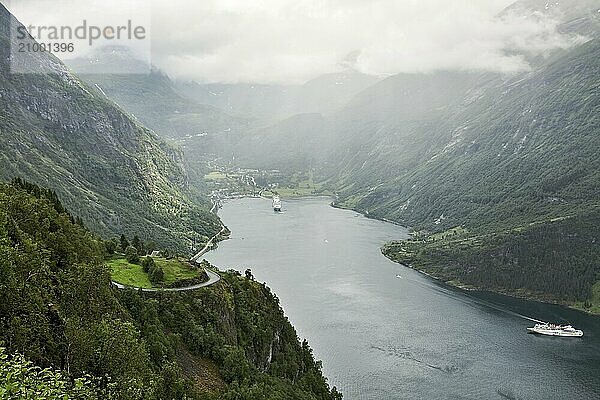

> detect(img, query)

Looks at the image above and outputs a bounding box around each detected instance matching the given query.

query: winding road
[111,268,221,292]
[190,225,227,263]
[112,225,227,292]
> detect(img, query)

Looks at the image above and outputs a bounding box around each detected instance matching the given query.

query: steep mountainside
[332,31,600,306]
[0,4,220,251]
[502,0,600,38]
[0,181,342,399]
[69,49,256,186]
[367,37,600,309]
[73,60,381,175]
[225,71,499,173]
[339,39,600,231]
[69,49,251,142]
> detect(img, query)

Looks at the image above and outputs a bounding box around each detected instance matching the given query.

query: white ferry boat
[527,323,583,337]
[272,196,282,212]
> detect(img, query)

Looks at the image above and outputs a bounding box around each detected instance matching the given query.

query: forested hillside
[341,36,600,307]
[340,38,600,231]
[353,29,599,308]
[0,181,342,399]
[384,210,600,311]
[73,55,382,177]
[0,4,220,252]
[69,51,256,188]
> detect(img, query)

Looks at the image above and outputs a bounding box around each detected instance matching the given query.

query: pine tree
[120,234,129,253]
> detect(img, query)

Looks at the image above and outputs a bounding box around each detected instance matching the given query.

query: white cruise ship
[272,195,282,212]
[527,323,583,337]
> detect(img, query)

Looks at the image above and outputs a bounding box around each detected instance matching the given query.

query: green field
[265,181,333,198]
[108,257,201,288]
[265,187,330,198]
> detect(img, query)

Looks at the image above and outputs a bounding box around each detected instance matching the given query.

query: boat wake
[370,345,458,374]
[497,388,521,400]
[473,298,546,325]
[395,272,546,324]
[397,274,585,336]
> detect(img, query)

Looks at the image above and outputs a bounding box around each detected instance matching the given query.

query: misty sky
[6,0,588,84]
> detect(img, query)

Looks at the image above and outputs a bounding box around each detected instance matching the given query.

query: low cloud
[150,0,586,83]
[7,0,589,83]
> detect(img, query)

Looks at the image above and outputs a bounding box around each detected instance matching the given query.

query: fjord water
[205,197,600,399]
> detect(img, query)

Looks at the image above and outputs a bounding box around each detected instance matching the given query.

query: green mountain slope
[344,39,600,230]
[72,54,381,179]
[225,71,497,174]
[0,181,342,399]
[384,209,600,309]
[0,5,220,251]
[69,48,250,142]
[69,48,256,187]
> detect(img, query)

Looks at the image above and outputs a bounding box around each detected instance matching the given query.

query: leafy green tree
[88,319,152,398]
[141,256,155,273]
[131,236,146,256]
[145,241,157,255]
[245,269,254,281]
[148,265,165,284]
[222,348,252,382]
[125,246,139,264]
[0,346,109,399]
[104,238,118,255]
[153,362,193,400]
[131,235,141,250]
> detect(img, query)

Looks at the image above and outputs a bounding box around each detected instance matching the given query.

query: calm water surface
[205,197,600,400]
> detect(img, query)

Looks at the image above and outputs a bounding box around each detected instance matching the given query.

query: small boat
[272,195,282,212]
[527,323,583,337]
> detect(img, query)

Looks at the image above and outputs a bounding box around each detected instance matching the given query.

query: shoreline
[190,225,228,263]
[331,200,410,228]
[382,253,600,317]
[333,199,600,317]
[215,194,599,317]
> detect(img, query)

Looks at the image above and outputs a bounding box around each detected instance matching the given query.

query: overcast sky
[7,0,587,84]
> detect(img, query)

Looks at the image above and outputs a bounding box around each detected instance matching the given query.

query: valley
[1,0,599,398]
[177,1,600,313]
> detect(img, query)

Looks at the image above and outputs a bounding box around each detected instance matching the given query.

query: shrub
[149,266,165,284]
